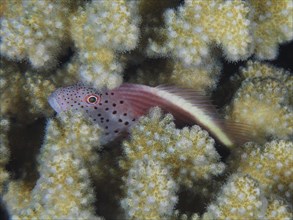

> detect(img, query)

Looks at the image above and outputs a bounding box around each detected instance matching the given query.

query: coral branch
[229,140,293,202]
[0,0,79,69]
[3,111,102,219]
[147,0,252,65]
[0,1,292,219]
[225,62,292,141]
[120,107,225,188]
[250,0,293,59]
[121,159,178,219]
[70,0,140,89]
[204,174,292,219]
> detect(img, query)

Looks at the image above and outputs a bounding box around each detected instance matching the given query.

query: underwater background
[0,1,292,219]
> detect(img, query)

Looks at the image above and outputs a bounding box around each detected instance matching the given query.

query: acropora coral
[0,0,292,219]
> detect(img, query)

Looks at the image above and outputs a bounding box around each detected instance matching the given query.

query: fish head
[48,83,145,144]
[48,83,102,113]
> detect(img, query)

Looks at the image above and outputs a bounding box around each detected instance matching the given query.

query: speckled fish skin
[48,83,250,147]
[48,83,139,144]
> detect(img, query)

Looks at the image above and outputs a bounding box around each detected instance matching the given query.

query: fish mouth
[48,92,62,113]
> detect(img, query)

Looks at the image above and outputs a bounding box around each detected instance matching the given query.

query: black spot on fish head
[48,83,103,113]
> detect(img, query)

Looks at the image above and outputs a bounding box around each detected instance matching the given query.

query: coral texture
[3,111,102,219]
[228,140,293,202]
[120,107,225,189]
[121,159,178,220]
[0,58,79,123]
[226,62,292,141]
[249,0,293,59]
[130,57,222,94]
[203,174,292,220]
[147,0,253,65]
[70,0,140,89]
[0,0,78,69]
[0,117,10,192]
[0,0,292,219]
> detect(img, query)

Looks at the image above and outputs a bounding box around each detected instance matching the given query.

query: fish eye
[88,96,97,103]
[86,94,100,104]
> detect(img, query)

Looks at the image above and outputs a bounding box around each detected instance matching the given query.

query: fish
[48,83,250,147]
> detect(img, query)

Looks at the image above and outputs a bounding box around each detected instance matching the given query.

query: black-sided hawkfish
[48,83,250,146]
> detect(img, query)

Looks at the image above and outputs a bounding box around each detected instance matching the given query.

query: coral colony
[0,0,292,219]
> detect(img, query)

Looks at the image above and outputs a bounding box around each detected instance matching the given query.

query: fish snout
[48,91,63,113]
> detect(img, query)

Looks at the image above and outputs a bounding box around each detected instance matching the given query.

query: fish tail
[216,120,255,147]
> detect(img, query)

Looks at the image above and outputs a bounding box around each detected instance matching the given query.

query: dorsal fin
[155,84,219,117]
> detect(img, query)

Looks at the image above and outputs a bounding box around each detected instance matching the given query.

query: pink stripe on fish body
[114,84,201,125]
[114,84,251,147]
